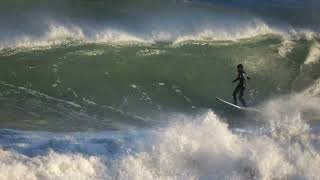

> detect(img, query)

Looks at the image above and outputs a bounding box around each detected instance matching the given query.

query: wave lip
[0,24,150,50]
[173,18,276,44]
[2,18,318,50]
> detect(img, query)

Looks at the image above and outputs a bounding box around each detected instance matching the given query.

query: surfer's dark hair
[237,64,243,69]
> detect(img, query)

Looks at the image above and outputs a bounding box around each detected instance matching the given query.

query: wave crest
[1,19,319,50]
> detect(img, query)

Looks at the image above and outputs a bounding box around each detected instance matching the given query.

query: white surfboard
[216,97,245,109]
[216,97,259,112]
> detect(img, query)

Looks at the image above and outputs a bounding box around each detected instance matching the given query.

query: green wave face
[0,35,318,131]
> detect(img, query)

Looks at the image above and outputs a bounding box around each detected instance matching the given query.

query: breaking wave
[1,78,320,179]
[0,21,319,50]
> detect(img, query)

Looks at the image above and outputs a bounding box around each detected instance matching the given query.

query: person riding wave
[232,64,250,107]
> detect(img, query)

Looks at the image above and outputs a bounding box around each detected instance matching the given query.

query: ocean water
[0,0,320,179]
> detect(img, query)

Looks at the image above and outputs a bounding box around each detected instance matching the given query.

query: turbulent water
[1,0,320,179]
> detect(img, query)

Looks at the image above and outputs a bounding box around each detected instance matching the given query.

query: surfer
[232,64,250,107]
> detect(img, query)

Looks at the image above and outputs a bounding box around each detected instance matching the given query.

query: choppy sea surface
[0,0,320,179]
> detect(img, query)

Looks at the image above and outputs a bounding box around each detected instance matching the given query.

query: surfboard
[216,97,245,110]
[216,97,259,112]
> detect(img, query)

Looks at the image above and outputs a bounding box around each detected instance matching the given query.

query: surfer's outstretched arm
[232,75,239,83]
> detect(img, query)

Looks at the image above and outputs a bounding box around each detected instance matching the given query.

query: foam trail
[0,81,82,109]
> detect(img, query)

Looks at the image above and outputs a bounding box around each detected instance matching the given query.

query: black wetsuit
[232,70,248,106]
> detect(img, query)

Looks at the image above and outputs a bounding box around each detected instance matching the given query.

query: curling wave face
[0,31,319,130]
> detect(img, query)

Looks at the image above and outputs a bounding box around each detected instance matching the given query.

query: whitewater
[0,0,320,179]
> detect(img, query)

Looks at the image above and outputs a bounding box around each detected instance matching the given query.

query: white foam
[111,79,320,179]
[1,105,320,179]
[45,24,85,43]
[137,49,167,56]
[173,18,276,44]
[1,80,320,179]
[0,19,318,50]
[112,109,319,179]
[0,23,150,50]
[1,24,85,49]
[304,42,320,65]
[94,29,148,44]
[278,39,295,57]
[0,150,108,180]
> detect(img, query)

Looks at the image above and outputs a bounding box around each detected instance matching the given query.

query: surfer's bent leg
[239,86,247,107]
[233,85,240,105]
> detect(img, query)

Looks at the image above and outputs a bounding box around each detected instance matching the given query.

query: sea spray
[1,100,320,179]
